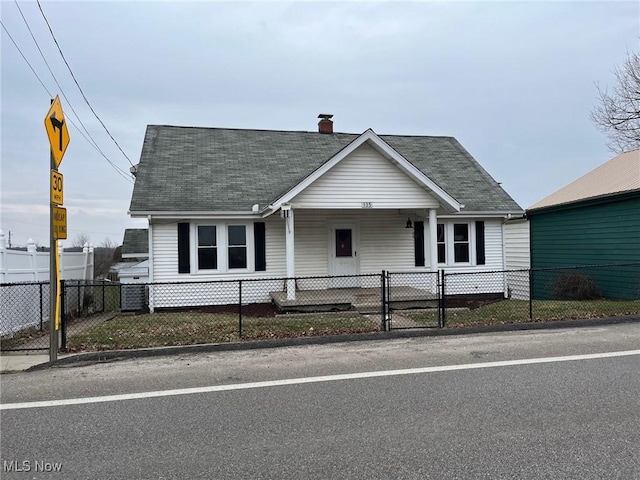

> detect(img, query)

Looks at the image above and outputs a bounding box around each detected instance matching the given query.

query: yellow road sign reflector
[44,96,70,168]
[51,170,64,205]
[53,206,67,240]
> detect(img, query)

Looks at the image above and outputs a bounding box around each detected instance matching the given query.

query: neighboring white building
[117,260,149,284]
[112,228,150,283]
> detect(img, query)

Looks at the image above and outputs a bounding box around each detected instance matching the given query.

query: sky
[1,0,638,248]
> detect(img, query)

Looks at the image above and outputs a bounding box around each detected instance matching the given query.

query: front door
[331,225,359,287]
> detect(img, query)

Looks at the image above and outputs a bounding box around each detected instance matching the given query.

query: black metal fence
[0,281,50,351]
[1,264,639,351]
[438,263,640,328]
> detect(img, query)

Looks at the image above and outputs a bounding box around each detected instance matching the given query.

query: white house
[115,228,150,283]
[128,115,523,308]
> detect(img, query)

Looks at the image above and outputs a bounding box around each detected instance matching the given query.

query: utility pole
[49,144,58,362]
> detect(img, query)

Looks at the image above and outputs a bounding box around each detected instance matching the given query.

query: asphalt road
[1,324,639,479]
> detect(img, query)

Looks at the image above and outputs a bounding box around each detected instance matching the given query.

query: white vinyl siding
[504,219,531,269]
[151,222,179,281]
[153,221,272,281]
[291,210,416,276]
[484,220,504,270]
[292,143,439,209]
[152,215,507,282]
[264,216,286,275]
[149,214,508,308]
[504,219,530,300]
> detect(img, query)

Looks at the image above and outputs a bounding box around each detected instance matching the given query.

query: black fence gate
[384,271,443,330]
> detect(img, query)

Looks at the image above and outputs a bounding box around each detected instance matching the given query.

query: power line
[1,21,52,97]
[1,19,134,184]
[36,0,135,168]
[12,1,133,183]
[15,1,96,147]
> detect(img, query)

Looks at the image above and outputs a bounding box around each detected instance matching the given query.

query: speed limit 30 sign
[51,170,63,205]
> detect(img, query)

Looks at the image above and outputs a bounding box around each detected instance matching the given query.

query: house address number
[361,202,373,208]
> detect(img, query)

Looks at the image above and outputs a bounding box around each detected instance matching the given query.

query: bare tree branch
[94,237,118,279]
[71,232,91,248]
[591,50,640,153]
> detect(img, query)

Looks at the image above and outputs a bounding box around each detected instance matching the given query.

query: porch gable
[267,129,461,214]
[291,142,441,209]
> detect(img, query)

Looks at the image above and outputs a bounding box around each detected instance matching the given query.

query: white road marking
[2,349,639,411]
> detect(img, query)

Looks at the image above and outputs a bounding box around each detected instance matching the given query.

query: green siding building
[527,150,640,299]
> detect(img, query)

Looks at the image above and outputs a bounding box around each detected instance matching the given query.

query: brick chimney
[318,114,333,134]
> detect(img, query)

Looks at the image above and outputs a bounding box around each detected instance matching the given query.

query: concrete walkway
[1,353,53,373]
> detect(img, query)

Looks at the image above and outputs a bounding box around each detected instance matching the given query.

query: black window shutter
[414,221,425,267]
[475,221,485,265]
[177,223,190,273]
[254,222,266,271]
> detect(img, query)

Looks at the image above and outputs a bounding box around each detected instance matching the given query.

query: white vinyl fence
[0,234,94,336]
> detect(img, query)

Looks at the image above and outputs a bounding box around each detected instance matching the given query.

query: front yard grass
[404,299,640,327]
[0,325,49,350]
[66,311,378,351]
[61,299,640,352]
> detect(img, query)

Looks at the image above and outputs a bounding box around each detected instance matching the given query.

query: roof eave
[439,210,525,218]
[129,210,263,219]
[527,188,640,215]
[266,129,462,213]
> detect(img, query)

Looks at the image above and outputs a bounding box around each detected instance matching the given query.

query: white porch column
[284,207,296,300]
[429,208,438,273]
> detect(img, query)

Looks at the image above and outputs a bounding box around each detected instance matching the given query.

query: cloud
[2,0,638,247]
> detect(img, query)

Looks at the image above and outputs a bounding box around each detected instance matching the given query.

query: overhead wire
[15,0,99,150]
[1,18,134,184]
[1,20,52,97]
[12,1,134,184]
[36,0,136,168]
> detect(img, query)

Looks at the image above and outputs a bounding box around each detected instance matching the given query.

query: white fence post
[27,238,37,281]
[0,230,6,284]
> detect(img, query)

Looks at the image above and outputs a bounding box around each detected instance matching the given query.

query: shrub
[553,272,601,300]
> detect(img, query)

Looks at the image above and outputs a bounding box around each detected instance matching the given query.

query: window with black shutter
[414,221,425,267]
[177,222,191,273]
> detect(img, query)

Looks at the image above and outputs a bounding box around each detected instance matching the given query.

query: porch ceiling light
[405,218,413,229]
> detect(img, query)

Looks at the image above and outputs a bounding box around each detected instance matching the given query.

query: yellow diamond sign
[44,95,70,168]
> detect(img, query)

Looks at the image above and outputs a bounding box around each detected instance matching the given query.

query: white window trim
[436,221,476,267]
[195,224,220,272]
[191,222,255,274]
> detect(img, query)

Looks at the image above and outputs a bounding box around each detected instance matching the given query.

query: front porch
[270,286,438,314]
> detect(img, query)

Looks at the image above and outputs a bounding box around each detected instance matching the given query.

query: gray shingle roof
[122,228,148,255]
[129,125,522,214]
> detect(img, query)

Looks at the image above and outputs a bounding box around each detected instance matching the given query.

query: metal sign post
[49,149,58,362]
[45,96,70,362]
